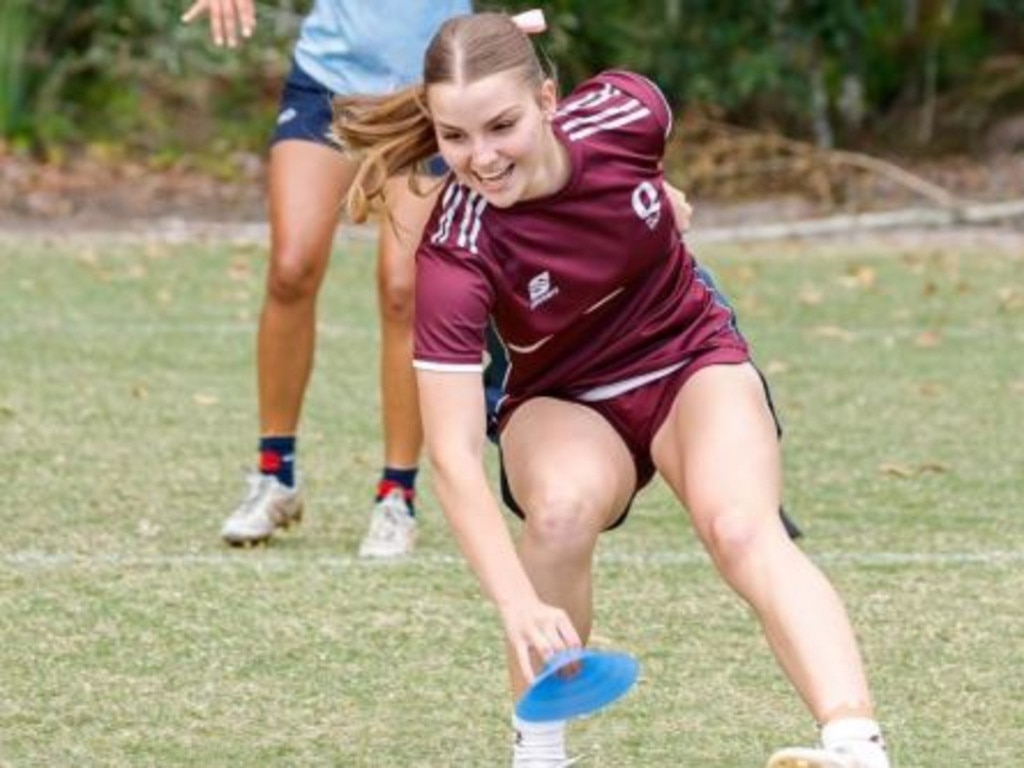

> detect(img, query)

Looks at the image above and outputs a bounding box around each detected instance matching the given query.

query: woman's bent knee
[522,492,603,556]
[700,506,776,573]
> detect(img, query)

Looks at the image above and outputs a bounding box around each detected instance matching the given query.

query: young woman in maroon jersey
[333,12,890,768]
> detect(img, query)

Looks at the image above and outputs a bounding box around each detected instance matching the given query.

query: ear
[539,78,557,118]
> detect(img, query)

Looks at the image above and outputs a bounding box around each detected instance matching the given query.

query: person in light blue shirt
[184,0,471,556]
[295,2,463,95]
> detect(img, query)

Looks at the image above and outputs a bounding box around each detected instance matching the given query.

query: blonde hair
[331,12,546,222]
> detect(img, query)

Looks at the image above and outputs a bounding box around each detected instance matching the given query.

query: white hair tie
[512,8,547,35]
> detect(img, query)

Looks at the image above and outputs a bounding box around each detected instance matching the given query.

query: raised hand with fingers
[181,0,256,48]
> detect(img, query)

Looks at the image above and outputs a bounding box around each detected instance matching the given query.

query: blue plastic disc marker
[515,648,640,723]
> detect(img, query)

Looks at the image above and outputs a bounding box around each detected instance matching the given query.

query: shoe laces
[239,471,272,505]
[367,492,413,540]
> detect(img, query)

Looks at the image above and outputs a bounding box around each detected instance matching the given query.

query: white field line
[3,549,1024,572]
[0,321,376,339]
[1,321,1019,342]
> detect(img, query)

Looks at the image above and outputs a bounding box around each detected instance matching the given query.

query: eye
[439,130,465,143]
[491,119,515,133]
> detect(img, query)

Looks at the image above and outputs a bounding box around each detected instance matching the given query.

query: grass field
[1,229,1023,766]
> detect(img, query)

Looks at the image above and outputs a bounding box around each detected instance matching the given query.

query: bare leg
[374,178,438,469]
[258,140,357,436]
[357,179,440,558]
[220,140,357,546]
[500,398,635,698]
[651,363,874,722]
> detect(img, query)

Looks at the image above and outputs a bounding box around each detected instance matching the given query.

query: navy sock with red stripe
[377,466,417,516]
[259,436,296,488]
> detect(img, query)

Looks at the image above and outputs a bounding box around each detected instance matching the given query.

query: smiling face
[428,72,566,207]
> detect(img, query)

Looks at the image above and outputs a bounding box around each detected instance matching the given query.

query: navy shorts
[270,60,448,176]
[271,61,338,149]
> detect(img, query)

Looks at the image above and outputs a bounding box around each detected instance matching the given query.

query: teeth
[477,166,512,182]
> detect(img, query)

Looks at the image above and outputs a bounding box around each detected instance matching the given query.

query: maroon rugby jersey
[413,70,746,403]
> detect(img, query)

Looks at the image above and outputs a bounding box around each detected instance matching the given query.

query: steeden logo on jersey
[528,271,560,309]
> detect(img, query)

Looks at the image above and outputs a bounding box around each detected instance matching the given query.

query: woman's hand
[664,183,693,233]
[181,0,256,48]
[499,598,582,684]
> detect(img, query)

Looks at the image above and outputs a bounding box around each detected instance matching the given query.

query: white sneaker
[221,472,303,546]
[766,746,866,768]
[358,488,417,558]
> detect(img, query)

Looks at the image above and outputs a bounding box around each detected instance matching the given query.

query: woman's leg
[357,179,439,558]
[501,397,636,765]
[500,398,636,697]
[221,139,357,546]
[650,363,874,722]
[651,363,888,767]
[258,140,357,437]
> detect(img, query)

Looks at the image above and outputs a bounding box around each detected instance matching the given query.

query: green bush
[490,0,1024,151]
[2,0,299,158]
[3,0,1023,157]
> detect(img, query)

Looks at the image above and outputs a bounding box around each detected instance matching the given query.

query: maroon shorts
[499,346,778,529]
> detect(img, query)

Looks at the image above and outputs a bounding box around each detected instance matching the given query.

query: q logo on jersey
[631,181,661,230]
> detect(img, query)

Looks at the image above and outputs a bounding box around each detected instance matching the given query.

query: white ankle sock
[513,715,567,763]
[821,718,889,768]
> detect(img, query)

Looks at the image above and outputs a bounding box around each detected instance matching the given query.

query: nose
[470,136,498,169]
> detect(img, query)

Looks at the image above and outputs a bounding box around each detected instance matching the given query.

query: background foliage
[2,0,1023,160]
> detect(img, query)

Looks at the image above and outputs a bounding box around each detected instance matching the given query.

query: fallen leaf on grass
[914,330,943,348]
[811,325,856,342]
[75,248,99,266]
[193,393,219,406]
[915,381,944,398]
[838,265,877,290]
[798,286,824,305]
[228,257,252,281]
[879,461,951,478]
[996,287,1024,313]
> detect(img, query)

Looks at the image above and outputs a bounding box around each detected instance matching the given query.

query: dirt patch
[0,149,265,232]
[1,144,1022,239]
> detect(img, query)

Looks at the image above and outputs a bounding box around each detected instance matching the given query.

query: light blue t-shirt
[293,0,472,96]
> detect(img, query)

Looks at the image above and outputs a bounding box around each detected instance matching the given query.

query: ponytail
[330,11,549,223]
[331,85,439,223]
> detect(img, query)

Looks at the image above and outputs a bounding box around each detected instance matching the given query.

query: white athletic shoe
[766,746,872,768]
[357,488,417,558]
[221,472,303,546]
